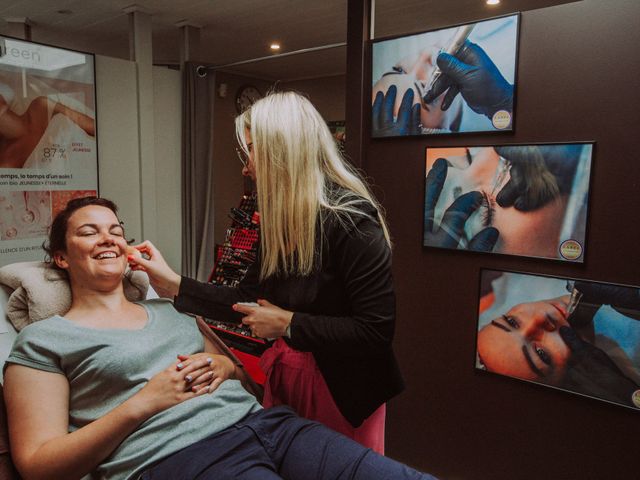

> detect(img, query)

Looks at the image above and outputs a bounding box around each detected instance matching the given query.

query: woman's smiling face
[54,205,129,285]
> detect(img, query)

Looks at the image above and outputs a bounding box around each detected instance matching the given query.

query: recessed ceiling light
[270,43,281,51]
[486,0,500,5]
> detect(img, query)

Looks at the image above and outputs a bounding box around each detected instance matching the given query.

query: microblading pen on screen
[424,24,476,100]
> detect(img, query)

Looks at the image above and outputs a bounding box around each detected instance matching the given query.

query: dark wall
[211,72,273,246]
[347,0,640,478]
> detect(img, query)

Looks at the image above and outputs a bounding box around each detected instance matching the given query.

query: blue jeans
[140,406,436,480]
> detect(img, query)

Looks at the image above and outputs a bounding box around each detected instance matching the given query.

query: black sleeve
[288,209,396,356]
[174,260,262,323]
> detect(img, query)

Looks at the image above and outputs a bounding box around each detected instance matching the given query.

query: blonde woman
[130,91,404,454]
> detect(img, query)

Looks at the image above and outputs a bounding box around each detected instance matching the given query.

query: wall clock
[235,85,262,113]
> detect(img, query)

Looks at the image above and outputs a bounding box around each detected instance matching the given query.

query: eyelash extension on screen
[381,66,407,77]
[465,148,472,166]
[502,314,519,329]
[533,344,552,366]
[479,190,496,227]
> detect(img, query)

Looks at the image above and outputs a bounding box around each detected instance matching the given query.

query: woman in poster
[0,82,95,169]
[476,271,640,409]
[129,91,404,454]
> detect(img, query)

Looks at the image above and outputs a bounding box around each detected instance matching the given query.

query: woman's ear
[53,251,69,269]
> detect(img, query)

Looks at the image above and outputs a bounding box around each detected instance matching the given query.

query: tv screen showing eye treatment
[423,143,593,262]
[476,269,640,411]
[371,14,519,137]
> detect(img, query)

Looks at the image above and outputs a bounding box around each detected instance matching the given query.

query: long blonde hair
[235,91,390,280]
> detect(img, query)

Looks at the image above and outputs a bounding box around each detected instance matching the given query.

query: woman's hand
[372,85,421,137]
[127,240,181,298]
[175,353,236,392]
[234,299,293,339]
[424,158,499,251]
[129,356,214,418]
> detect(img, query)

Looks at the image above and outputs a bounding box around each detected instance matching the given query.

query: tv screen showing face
[423,143,593,262]
[371,14,519,137]
[476,269,640,411]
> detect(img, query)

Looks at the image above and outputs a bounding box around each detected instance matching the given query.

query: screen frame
[370,12,521,138]
[421,141,596,263]
[474,267,640,412]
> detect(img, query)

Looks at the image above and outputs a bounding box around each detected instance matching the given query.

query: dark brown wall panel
[346,0,640,478]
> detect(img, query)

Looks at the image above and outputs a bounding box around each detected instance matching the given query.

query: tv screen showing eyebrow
[423,143,594,262]
[476,269,640,411]
[371,14,519,138]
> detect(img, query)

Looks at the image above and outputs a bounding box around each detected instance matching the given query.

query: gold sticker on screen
[559,240,583,260]
[632,390,640,409]
[492,110,511,129]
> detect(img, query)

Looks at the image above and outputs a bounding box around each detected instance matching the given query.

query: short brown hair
[43,196,120,262]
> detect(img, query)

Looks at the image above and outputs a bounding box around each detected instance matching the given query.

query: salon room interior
[1,0,639,479]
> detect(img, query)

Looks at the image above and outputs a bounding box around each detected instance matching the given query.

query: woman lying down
[2,196,434,480]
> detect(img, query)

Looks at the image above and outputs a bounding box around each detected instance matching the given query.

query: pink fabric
[259,338,385,454]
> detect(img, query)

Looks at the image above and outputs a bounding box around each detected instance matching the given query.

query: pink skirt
[259,338,385,454]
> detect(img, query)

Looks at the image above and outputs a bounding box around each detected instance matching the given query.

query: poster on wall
[423,143,593,262]
[371,14,519,137]
[0,36,98,267]
[476,269,640,411]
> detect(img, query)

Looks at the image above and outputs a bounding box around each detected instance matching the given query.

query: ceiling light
[270,43,281,51]
[486,0,500,5]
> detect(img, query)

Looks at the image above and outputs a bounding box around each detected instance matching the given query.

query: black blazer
[175,201,405,427]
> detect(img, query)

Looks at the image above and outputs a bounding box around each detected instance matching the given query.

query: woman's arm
[4,357,213,480]
[130,240,260,322]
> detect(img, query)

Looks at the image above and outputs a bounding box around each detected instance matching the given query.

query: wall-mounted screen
[476,269,640,411]
[423,143,593,262]
[0,36,98,266]
[372,14,519,137]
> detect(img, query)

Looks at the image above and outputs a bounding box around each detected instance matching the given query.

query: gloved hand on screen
[559,326,639,408]
[494,145,583,211]
[572,282,640,321]
[372,85,421,137]
[423,157,499,251]
[423,41,513,119]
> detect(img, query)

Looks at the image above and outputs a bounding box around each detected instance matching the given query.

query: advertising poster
[423,143,593,262]
[476,269,640,411]
[0,36,98,267]
[372,14,519,137]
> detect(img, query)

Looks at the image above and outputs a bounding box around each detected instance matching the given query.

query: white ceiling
[0,0,580,81]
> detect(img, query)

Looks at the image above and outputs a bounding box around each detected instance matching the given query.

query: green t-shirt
[6,298,261,480]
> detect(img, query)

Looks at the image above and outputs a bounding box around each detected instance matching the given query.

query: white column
[124,5,157,242]
[4,17,32,40]
[176,20,202,66]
